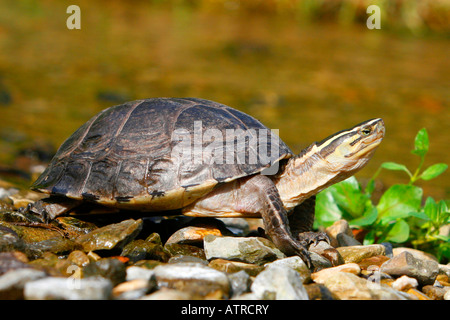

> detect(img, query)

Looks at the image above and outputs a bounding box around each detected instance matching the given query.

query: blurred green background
[0,0,448,199]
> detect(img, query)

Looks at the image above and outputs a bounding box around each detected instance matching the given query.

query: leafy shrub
[315,128,449,262]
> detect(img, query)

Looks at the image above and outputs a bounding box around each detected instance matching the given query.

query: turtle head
[315,118,385,176]
[274,118,384,210]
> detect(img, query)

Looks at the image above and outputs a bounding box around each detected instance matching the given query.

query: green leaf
[434,235,450,242]
[408,210,430,221]
[349,206,378,227]
[315,190,344,227]
[381,162,410,173]
[385,219,410,243]
[411,128,429,156]
[420,163,448,180]
[376,184,422,223]
[325,177,367,219]
[365,178,375,196]
[424,197,438,222]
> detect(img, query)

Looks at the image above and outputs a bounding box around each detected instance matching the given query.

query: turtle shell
[32,98,293,211]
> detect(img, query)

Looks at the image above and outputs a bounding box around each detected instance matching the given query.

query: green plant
[315,128,449,262]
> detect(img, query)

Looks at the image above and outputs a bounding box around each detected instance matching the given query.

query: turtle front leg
[253,176,312,268]
[182,175,312,267]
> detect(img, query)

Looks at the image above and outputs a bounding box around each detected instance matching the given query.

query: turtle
[27,98,385,267]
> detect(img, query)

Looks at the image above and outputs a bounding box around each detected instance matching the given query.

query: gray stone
[251,265,309,300]
[83,258,126,286]
[336,233,361,247]
[0,225,26,252]
[227,270,250,297]
[381,242,393,258]
[153,263,230,298]
[0,268,47,299]
[380,251,439,286]
[126,266,156,281]
[264,256,311,283]
[204,235,285,265]
[392,247,438,262]
[309,251,333,270]
[217,218,250,236]
[0,252,31,276]
[24,276,113,300]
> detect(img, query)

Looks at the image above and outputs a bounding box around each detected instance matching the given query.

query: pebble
[141,287,195,300]
[322,272,406,300]
[304,283,337,300]
[83,258,126,286]
[445,290,450,300]
[421,285,447,300]
[309,240,344,266]
[393,247,438,262]
[165,226,222,245]
[380,251,439,286]
[336,244,386,263]
[336,233,362,247]
[228,270,250,297]
[24,276,113,300]
[76,219,143,252]
[126,266,156,281]
[204,235,285,265]
[251,264,309,300]
[121,239,169,263]
[0,206,448,300]
[112,278,155,300]
[164,243,206,260]
[0,225,26,252]
[311,263,361,284]
[0,268,47,299]
[208,258,264,276]
[153,263,231,298]
[406,288,433,300]
[325,219,354,248]
[391,275,418,291]
[264,256,311,283]
[0,252,31,275]
[357,255,390,270]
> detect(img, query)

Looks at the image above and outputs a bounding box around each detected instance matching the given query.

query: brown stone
[358,255,390,270]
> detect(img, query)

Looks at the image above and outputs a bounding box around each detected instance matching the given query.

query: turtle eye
[361,128,371,136]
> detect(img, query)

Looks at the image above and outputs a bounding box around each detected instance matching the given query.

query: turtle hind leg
[288,196,331,247]
[22,196,82,223]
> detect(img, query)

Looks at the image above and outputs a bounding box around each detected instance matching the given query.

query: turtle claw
[297,231,330,248]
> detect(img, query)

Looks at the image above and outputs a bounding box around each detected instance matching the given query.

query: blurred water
[0,1,448,198]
